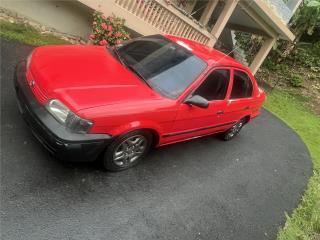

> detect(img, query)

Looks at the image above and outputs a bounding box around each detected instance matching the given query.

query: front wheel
[221,119,246,141]
[103,130,152,171]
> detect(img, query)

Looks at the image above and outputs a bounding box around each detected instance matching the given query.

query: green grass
[0,20,70,45]
[264,90,320,240]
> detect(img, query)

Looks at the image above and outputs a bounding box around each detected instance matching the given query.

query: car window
[230,70,253,99]
[115,35,207,99]
[193,69,230,101]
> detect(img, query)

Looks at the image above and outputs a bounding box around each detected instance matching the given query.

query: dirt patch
[256,67,320,116]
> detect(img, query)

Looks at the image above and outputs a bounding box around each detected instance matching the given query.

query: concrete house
[1,0,301,74]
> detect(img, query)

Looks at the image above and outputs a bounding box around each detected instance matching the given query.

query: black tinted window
[116,35,207,98]
[230,70,253,99]
[118,40,163,63]
[194,69,230,100]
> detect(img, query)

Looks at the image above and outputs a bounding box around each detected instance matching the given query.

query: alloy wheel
[226,121,244,139]
[113,135,147,167]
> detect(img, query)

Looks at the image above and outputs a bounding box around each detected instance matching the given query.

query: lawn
[264,90,320,240]
[0,20,70,46]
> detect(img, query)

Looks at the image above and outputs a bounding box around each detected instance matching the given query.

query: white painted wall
[0,0,93,39]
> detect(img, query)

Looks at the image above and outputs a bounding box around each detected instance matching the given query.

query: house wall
[0,0,93,39]
[264,0,292,23]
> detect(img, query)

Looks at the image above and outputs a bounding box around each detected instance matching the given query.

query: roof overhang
[240,0,295,41]
[211,0,296,41]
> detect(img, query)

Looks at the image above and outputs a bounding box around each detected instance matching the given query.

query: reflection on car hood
[30,45,161,112]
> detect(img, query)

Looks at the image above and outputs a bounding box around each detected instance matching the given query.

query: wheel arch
[242,115,251,124]
[109,121,162,147]
[114,128,160,148]
[140,128,160,147]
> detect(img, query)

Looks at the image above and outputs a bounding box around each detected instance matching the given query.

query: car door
[224,68,255,122]
[164,68,234,142]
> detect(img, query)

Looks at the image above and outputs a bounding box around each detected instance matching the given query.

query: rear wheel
[221,118,246,141]
[103,130,152,171]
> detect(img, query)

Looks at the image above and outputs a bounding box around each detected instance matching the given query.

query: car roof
[164,34,249,71]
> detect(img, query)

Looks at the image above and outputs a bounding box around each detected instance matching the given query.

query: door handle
[217,110,224,115]
[244,106,250,110]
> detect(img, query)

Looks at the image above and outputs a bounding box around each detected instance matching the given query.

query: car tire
[221,118,246,141]
[103,130,153,171]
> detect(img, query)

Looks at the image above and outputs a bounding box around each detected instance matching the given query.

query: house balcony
[0,0,301,74]
[79,0,216,46]
[79,0,299,74]
[79,0,296,44]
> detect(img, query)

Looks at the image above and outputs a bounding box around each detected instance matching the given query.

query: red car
[14,34,265,171]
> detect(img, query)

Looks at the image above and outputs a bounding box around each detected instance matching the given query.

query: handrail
[115,0,215,45]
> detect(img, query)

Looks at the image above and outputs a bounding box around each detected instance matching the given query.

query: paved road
[0,39,312,240]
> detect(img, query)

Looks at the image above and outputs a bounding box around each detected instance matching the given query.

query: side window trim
[230,68,254,100]
[186,67,232,102]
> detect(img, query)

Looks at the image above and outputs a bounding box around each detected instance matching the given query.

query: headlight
[65,113,93,134]
[46,99,69,124]
[45,99,93,133]
[26,51,33,70]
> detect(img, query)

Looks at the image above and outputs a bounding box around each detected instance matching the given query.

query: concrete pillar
[249,37,276,75]
[210,0,238,46]
[199,0,218,26]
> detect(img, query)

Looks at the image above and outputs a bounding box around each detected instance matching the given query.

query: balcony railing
[79,0,214,45]
[114,0,214,45]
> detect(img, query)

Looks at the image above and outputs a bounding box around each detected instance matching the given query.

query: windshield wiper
[113,47,126,66]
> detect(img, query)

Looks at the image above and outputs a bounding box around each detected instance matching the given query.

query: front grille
[27,71,49,104]
[16,86,58,154]
[31,84,48,103]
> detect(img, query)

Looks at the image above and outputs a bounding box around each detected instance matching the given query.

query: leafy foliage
[234,32,262,63]
[292,0,320,37]
[235,0,320,72]
[289,73,304,87]
[90,12,130,46]
[288,42,320,71]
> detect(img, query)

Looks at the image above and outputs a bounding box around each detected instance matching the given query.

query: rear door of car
[224,68,255,122]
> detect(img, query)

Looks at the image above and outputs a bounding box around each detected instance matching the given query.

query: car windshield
[114,35,207,98]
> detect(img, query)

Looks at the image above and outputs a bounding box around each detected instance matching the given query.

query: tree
[292,0,320,38]
[281,0,320,58]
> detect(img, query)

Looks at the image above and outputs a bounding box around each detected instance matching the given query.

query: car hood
[30,45,161,112]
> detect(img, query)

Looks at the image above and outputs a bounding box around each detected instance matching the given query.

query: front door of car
[167,68,234,142]
[224,69,255,122]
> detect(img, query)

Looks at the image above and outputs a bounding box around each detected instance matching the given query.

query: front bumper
[14,61,113,162]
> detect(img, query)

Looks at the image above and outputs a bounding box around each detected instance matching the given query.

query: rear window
[230,70,253,99]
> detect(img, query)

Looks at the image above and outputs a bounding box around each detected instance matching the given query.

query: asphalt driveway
[0,39,312,240]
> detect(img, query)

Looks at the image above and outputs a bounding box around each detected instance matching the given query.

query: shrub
[289,74,304,87]
[90,12,130,46]
[289,41,320,70]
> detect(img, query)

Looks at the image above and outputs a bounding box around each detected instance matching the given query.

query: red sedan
[14,34,265,171]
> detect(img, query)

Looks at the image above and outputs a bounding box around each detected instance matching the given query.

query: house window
[230,70,253,99]
[194,69,230,101]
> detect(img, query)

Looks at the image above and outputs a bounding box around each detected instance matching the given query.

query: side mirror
[184,95,209,109]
